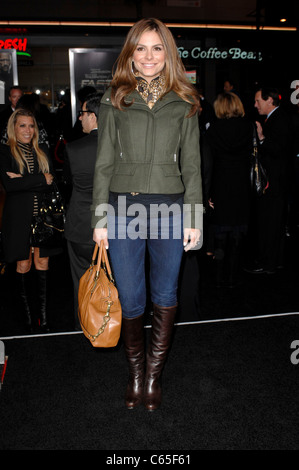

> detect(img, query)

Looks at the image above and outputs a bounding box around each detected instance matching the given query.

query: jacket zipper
[117,129,123,158]
[174,135,181,162]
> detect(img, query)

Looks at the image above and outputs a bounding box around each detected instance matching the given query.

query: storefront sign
[0,38,27,52]
[178,46,262,61]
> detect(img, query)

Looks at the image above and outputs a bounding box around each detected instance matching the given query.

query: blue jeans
[107,195,184,319]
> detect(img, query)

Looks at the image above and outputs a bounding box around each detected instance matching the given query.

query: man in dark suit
[64,93,102,328]
[247,87,291,274]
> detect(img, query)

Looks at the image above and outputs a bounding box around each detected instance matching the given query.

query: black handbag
[250,126,269,196]
[31,182,65,248]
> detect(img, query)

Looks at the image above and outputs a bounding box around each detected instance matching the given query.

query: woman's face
[132,30,166,83]
[14,116,35,144]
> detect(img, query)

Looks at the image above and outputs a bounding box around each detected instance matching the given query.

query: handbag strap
[93,241,115,283]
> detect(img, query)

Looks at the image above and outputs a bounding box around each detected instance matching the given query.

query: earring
[131,60,139,77]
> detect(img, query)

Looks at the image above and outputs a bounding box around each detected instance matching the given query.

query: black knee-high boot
[36,270,49,332]
[144,304,177,411]
[122,314,145,409]
[16,271,33,332]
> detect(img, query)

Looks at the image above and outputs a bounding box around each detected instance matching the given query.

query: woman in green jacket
[92,18,202,411]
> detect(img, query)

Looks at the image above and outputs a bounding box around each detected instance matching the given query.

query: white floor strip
[0,330,83,340]
[1,312,299,340]
[174,311,299,327]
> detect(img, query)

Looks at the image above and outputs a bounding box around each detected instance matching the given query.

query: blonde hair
[7,109,50,174]
[110,18,199,116]
[213,92,245,119]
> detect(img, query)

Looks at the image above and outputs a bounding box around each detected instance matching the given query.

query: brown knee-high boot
[122,314,145,409]
[144,304,177,411]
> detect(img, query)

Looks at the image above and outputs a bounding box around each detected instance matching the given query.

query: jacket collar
[101,87,186,112]
[125,89,185,109]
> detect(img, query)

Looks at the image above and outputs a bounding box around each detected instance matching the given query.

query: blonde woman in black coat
[0,109,55,332]
[206,92,253,287]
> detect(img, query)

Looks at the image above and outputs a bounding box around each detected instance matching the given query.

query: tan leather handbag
[78,241,122,347]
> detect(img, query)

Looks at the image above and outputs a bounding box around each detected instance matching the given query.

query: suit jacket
[64,129,98,245]
[259,107,291,197]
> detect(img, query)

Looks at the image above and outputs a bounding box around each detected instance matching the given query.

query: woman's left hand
[6,172,22,178]
[183,228,201,251]
[44,173,54,185]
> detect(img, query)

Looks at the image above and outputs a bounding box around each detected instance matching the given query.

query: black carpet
[0,316,298,450]
[0,232,299,450]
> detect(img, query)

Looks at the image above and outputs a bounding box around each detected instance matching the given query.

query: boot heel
[143,375,161,411]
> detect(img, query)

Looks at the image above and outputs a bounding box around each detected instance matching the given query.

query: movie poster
[0,49,18,109]
[69,48,120,125]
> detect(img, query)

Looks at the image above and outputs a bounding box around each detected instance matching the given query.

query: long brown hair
[7,108,49,174]
[110,18,199,116]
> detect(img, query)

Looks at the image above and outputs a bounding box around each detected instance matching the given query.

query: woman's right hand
[6,172,22,178]
[44,173,54,185]
[93,228,108,249]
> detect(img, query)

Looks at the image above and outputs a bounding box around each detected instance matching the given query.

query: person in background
[1,93,51,148]
[223,79,240,97]
[197,88,215,258]
[64,93,102,329]
[245,87,291,274]
[70,86,97,141]
[92,18,202,411]
[0,109,58,332]
[205,92,253,287]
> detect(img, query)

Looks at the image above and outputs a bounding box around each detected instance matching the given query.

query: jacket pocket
[161,164,182,176]
[114,163,137,176]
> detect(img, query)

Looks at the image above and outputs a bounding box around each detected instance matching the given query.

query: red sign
[0,38,27,51]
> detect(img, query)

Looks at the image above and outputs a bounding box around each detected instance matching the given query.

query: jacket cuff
[91,202,108,229]
[183,203,203,230]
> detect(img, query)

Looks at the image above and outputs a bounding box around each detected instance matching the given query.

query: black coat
[63,129,98,245]
[259,107,291,197]
[205,117,253,227]
[253,107,292,270]
[0,143,58,262]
